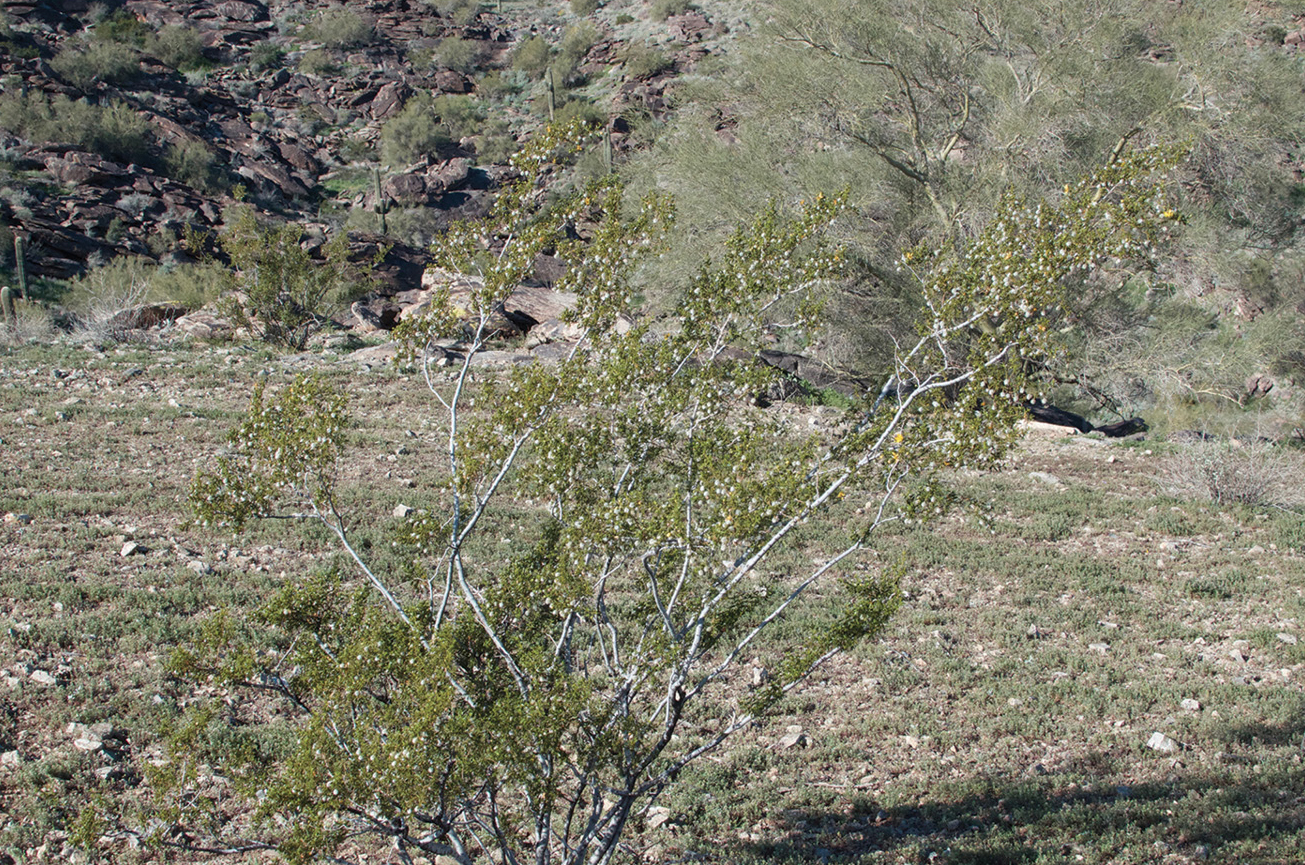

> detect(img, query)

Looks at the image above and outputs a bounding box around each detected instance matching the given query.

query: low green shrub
[248,41,285,73]
[433,36,481,73]
[93,9,153,47]
[623,43,671,78]
[302,7,374,48]
[571,0,600,14]
[164,139,224,193]
[148,25,206,71]
[511,35,552,78]
[650,0,692,20]
[297,48,339,75]
[426,0,482,26]
[380,94,449,168]
[50,41,141,90]
[434,94,485,140]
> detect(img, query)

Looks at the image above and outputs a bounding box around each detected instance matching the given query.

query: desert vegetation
[1,0,1304,862]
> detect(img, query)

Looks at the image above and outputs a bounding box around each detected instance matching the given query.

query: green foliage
[148,25,206,71]
[50,40,141,89]
[426,0,482,26]
[551,96,604,127]
[434,93,486,141]
[248,40,286,73]
[650,0,693,20]
[511,34,553,78]
[296,48,338,75]
[623,43,672,78]
[0,90,151,164]
[380,94,450,168]
[571,0,600,14]
[556,21,598,80]
[92,9,153,47]
[215,210,368,349]
[432,35,481,73]
[163,138,224,193]
[173,122,1182,864]
[301,7,374,48]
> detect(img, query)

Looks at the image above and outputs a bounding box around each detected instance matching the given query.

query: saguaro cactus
[545,67,556,122]
[1,284,15,329]
[373,169,388,235]
[14,235,26,301]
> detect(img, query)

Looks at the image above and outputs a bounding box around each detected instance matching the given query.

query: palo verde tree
[163,125,1183,865]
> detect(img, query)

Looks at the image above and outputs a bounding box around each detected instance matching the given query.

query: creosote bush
[212,209,369,349]
[158,130,1183,865]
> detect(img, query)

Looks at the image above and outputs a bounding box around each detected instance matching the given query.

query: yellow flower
[1161,209,1176,219]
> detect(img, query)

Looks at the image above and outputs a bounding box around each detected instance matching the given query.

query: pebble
[393,504,414,518]
[1181,698,1202,711]
[3,512,32,525]
[120,541,146,557]
[29,669,57,686]
[1278,633,1298,646]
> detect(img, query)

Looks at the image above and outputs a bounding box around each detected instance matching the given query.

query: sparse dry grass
[0,342,1302,864]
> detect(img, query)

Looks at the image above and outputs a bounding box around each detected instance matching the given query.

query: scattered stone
[1180,698,1202,711]
[1089,642,1110,654]
[29,669,58,686]
[3,512,32,525]
[186,560,213,575]
[1277,632,1297,646]
[777,727,808,749]
[1028,471,1062,486]
[1147,731,1180,753]
[646,806,671,829]
[1229,647,1247,663]
[393,504,415,519]
[73,737,103,752]
[121,541,146,557]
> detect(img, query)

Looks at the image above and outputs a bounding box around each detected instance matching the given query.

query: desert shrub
[161,131,1184,865]
[432,35,480,73]
[471,119,516,163]
[216,210,368,349]
[164,139,224,193]
[297,48,338,75]
[380,94,449,168]
[148,25,206,70]
[93,9,152,47]
[511,34,552,78]
[614,12,635,24]
[64,256,154,344]
[50,41,141,89]
[337,134,374,162]
[650,0,692,20]
[477,69,524,100]
[555,21,597,80]
[623,43,671,78]
[549,95,604,126]
[571,0,600,12]
[427,0,481,25]
[384,206,444,248]
[302,7,374,47]
[248,41,285,73]
[1158,438,1305,507]
[434,93,485,140]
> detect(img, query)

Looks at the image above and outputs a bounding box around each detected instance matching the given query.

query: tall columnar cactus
[603,125,613,174]
[14,235,26,301]
[373,169,388,235]
[546,67,556,122]
[1,284,15,329]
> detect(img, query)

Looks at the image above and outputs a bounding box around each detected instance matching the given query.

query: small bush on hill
[623,43,671,78]
[571,0,600,14]
[148,25,206,71]
[51,41,141,90]
[302,7,374,48]
[248,41,285,72]
[164,139,224,193]
[427,0,481,26]
[434,93,485,140]
[380,94,449,168]
[297,48,338,75]
[650,0,693,20]
[432,35,481,73]
[93,9,153,47]
[511,34,552,78]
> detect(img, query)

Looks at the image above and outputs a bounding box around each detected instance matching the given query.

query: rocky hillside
[0,0,727,285]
